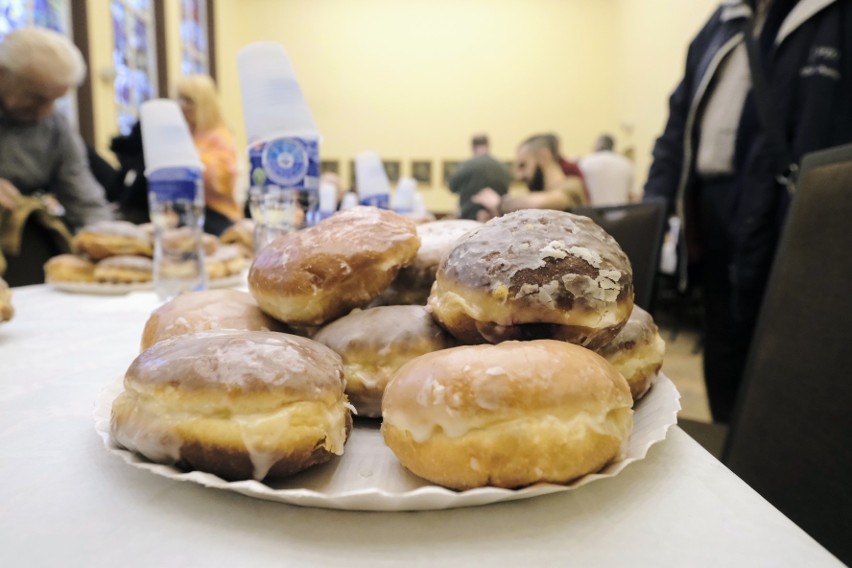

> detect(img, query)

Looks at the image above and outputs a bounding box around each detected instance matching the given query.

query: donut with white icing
[43,253,96,283]
[111,330,352,481]
[248,207,421,328]
[377,219,482,306]
[73,220,153,260]
[381,340,633,490]
[428,209,634,349]
[313,305,456,417]
[140,289,290,351]
[93,255,153,284]
[596,305,666,401]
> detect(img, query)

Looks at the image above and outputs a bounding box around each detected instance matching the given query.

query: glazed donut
[43,254,96,283]
[0,277,13,322]
[248,207,420,328]
[93,255,153,284]
[205,244,248,280]
[159,227,211,255]
[597,306,665,401]
[378,219,482,306]
[313,305,456,417]
[382,340,633,490]
[111,330,353,481]
[428,209,634,349]
[141,289,289,350]
[73,221,153,260]
[220,219,255,256]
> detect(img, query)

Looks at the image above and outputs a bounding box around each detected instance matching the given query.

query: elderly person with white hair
[0,27,112,285]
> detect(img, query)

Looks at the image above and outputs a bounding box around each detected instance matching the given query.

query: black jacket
[645,0,852,304]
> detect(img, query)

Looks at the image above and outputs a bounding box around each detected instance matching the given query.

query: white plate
[94,373,680,511]
[49,281,153,295]
[49,272,245,295]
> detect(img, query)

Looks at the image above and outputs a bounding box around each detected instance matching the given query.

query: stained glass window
[112,0,157,134]
[180,0,208,76]
[0,0,74,121]
[0,0,68,39]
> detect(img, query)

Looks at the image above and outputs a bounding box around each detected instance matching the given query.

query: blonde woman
[176,74,241,235]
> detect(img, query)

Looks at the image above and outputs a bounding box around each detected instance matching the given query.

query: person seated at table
[472,134,587,221]
[448,134,511,221]
[0,27,112,286]
[176,74,241,236]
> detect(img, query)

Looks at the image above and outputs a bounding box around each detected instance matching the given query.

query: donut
[0,277,13,322]
[93,255,153,284]
[220,219,255,256]
[248,207,420,328]
[73,221,153,260]
[141,289,290,350]
[205,244,248,280]
[160,227,210,254]
[313,305,456,417]
[43,254,96,283]
[111,330,353,481]
[428,209,634,349]
[378,219,482,306]
[381,340,633,490]
[596,306,666,401]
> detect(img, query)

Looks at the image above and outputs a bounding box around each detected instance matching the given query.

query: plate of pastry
[93,366,679,511]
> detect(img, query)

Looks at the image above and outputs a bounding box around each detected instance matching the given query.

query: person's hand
[0,178,22,211]
[471,187,501,218]
[476,208,495,222]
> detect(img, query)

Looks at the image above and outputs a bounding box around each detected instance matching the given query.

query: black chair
[572,199,667,311]
[722,144,852,565]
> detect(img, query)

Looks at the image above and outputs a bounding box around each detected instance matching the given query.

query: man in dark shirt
[448,134,511,220]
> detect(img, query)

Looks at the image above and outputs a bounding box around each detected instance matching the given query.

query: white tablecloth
[0,286,843,567]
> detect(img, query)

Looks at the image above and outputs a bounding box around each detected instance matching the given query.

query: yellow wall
[85,0,721,212]
[613,0,720,195]
[213,0,621,212]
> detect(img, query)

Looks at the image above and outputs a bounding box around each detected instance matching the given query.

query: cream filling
[435,286,624,329]
[113,396,349,480]
[383,407,631,445]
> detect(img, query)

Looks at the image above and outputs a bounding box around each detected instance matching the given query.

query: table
[0,285,844,567]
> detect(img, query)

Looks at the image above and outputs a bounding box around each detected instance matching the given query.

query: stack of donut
[43,220,249,286]
[111,206,665,490]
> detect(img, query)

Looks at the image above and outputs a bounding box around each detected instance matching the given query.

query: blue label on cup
[360,194,390,209]
[249,136,319,190]
[148,167,202,202]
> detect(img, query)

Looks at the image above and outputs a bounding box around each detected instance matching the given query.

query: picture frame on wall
[383,160,401,183]
[442,160,461,185]
[411,160,432,185]
[320,160,340,174]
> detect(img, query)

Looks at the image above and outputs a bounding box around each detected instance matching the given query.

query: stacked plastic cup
[140,99,207,300]
[238,42,320,251]
[393,177,418,214]
[354,151,391,208]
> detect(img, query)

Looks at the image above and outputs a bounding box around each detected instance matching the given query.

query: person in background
[176,74,241,236]
[108,120,150,224]
[448,134,511,220]
[473,134,587,220]
[0,27,112,285]
[579,133,635,206]
[644,0,852,423]
[542,132,590,203]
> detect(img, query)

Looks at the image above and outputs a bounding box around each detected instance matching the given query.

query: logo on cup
[262,137,310,186]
